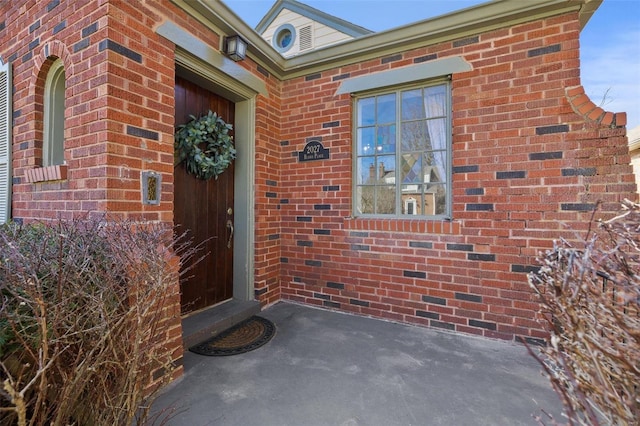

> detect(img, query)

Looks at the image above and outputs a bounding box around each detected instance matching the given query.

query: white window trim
[0,58,11,225]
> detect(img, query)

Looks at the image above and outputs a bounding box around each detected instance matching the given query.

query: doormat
[189,316,276,356]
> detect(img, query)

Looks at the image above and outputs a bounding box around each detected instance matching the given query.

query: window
[0,58,11,224]
[43,59,65,166]
[354,82,451,218]
[272,24,296,54]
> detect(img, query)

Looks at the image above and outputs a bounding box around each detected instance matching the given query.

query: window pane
[425,118,447,151]
[377,93,396,124]
[44,59,66,167]
[401,153,422,183]
[358,97,375,126]
[401,89,425,120]
[377,124,396,154]
[402,185,422,214]
[51,69,65,166]
[375,185,396,214]
[377,155,395,183]
[357,157,376,184]
[357,127,375,156]
[425,183,447,215]
[356,186,374,214]
[401,121,430,152]
[424,85,446,118]
[356,185,398,215]
[424,151,447,184]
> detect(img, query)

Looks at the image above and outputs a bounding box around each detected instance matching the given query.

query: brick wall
[253,70,285,306]
[276,11,636,342]
[0,0,291,388]
[2,0,178,223]
[2,0,636,373]
[0,0,188,386]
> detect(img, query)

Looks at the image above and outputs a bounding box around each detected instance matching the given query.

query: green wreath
[174,110,236,180]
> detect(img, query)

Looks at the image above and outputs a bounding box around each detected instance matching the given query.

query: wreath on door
[174,110,236,180]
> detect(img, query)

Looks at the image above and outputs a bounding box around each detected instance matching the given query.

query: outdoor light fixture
[224,35,248,61]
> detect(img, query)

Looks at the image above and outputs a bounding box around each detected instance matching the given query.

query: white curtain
[423,86,447,182]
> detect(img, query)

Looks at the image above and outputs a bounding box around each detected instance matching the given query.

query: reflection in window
[44,59,65,166]
[355,83,450,217]
[277,30,292,48]
[405,198,416,215]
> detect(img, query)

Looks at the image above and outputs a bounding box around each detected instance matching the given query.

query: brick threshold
[181,299,261,349]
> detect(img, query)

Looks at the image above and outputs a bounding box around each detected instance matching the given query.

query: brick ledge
[25,165,68,183]
[344,217,461,234]
[565,85,626,128]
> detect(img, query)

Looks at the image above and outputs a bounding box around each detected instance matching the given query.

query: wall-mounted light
[224,35,248,62]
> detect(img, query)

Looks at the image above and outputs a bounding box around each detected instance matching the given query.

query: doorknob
[226,219,234,249]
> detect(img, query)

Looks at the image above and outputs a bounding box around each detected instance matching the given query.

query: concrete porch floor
[153,302,563,426]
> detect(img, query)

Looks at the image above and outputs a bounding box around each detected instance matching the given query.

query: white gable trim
[256,0,372,37]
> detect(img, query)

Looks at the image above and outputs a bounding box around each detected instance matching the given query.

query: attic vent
[299,25,313,51]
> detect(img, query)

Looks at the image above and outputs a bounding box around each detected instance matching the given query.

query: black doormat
[189,316,276,356]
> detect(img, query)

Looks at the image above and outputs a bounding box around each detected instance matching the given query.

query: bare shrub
[0,217,196,425]
[528,200,640,425]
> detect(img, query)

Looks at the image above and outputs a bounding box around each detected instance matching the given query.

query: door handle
[226,219,234,249]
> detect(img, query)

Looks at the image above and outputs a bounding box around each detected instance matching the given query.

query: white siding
[262,9,355,57]
[313,24,351,49]
[629,126,640,196]
[631,150,640,195]
[0,59,11,224]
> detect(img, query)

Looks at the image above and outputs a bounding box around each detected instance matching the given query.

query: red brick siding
[254,75,285,306]
[3,0,179,222]
[0,0,189,385]
[2,0,636,367]
[276,11,636,341]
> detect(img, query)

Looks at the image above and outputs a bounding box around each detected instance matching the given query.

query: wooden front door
[174,76,235,314]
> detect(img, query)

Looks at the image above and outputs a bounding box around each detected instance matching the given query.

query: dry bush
[528,200,640,425]
[0,217,196,425]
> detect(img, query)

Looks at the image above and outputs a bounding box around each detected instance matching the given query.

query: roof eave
[578,0,604,30]
[255,0,372,36]
[171,0,288,78]
[172,0,597,81]
[281,0,589,78]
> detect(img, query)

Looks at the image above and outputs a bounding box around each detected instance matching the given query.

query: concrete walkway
[153,302,563,426]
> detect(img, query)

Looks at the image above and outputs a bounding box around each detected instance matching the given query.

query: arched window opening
[43,59,65,166]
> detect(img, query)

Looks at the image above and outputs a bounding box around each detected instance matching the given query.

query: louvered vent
[299,25,313,51]
[0,59,11,224]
